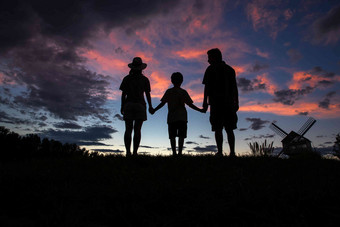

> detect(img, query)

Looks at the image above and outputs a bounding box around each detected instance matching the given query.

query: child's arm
[187,103,205,113]
[151,101,166,114]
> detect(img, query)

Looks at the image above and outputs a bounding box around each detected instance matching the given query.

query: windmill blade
[270,123,288,138]
[298,117,316,137]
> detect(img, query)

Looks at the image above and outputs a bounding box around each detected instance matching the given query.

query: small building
[281,131,313,156]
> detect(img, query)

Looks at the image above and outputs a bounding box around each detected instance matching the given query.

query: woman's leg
[133,120,143,155]
[124,120,133,156]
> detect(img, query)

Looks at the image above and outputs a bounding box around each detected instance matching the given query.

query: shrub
[0,126,95,160]
[333,133,340,158]
[248,139,274,156]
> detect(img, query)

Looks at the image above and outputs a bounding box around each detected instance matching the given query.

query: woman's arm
[145,91,153,113]
[121,91,127,115]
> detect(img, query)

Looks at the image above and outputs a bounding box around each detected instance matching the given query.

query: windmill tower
[270,117,316,157]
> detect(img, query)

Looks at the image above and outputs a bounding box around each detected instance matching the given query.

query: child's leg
[178,137,184,155]
[170,138,176,155]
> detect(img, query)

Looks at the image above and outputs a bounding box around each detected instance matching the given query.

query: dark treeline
[0,127,95,160]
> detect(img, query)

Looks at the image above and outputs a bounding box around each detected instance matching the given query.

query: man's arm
[202,85,209,112]
[187,103,205,113]
[231,70,239,111]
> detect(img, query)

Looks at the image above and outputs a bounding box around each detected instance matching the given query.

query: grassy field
[1,155,340,226]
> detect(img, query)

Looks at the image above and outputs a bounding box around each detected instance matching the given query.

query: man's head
[171,72,183,86]
[207,48,222,64]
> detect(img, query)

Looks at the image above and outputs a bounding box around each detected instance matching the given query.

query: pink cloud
[246,0,292,39]
[288,71,339,90]
[256,48,270,58]
[149,71,171,99]
[175,49,206,60]
[233,65,248,75]
[182,78,204,103]
[0,72,5,84]
[240,100,340,119]
[82,49,127,75]
[256,73,278,95]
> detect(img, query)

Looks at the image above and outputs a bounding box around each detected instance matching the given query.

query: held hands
[149,107,155,115]
[199,108,206,113]
[202,102,208,113]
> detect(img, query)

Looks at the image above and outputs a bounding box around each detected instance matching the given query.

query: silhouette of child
[151,72,205,156]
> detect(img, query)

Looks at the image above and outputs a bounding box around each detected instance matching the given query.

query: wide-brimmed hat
[128,57,147,70]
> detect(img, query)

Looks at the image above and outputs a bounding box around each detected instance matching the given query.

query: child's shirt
[161,87,193,123]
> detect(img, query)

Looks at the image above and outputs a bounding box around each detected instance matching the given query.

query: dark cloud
[0,0,180,121]
[140,145,159,149]
[273,87,314,105]
[319,91,336,109]
[310,66,336,78]
[286,49,303,63]
[246,118,270,130]
[237,77,266,93]
[297,111,309,116]
[77,141,110,146]
[0,0,180,53]
[199,135,210,139]
[3,46,110,121]
[54,122,82,129]
[93,149,124,153]
[41,125,117,145]
[312,4,340,44]
[244,134,274,141]
[186,141,198,145]
[114,114,124,121]
[239,128,248,131]
[193,145,217,153]
[248,62,268,73]
[0,111,32,125]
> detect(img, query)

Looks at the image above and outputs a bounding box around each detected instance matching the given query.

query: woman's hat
[128,57,147,70]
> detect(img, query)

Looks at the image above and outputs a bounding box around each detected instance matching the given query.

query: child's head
[171,72,183,86]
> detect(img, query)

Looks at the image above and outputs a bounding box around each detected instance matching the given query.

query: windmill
[270,117,316,157]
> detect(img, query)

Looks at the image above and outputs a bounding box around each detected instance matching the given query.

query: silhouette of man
[202,48,239,157]
[120,57,153,156]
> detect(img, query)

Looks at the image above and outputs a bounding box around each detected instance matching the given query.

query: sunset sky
[1,0,339,156]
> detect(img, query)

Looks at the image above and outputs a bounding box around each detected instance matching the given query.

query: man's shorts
[123,102,147,121]
[209,104,237,131]
[168,121,187,139]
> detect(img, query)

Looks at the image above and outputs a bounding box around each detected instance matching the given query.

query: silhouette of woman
[119,57,153,156]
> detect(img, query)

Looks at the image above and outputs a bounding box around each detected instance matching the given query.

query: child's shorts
[168,121,187,139]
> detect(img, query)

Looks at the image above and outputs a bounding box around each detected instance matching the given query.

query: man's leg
[226,129,235,157]
[124,120,133,156]
[133,120,143,155]
[215,129,223,155]
[170,138,176,156]
[178,137,184,156]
